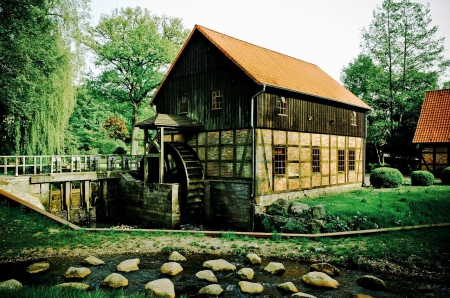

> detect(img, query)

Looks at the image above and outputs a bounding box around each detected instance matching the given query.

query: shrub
[113,146,127,155]
[410,170,434,186]
[441,166,450,185]
[369,167,403,188]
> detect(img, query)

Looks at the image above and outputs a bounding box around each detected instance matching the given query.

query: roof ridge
[195,24,318,68]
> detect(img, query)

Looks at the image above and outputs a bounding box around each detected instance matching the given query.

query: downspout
[251,84,266,227]
[362,112,369,186]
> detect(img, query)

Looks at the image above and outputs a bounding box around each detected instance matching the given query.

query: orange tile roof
[152,25,371,110]
[413,89,450,144]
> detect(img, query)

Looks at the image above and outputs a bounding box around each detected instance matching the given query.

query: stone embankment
[0,251,435,297]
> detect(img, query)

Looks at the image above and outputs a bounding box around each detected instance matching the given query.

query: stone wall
[119,174,180,229]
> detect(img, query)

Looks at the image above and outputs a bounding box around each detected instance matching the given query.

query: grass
[0,287,147,298]
[295,185,450,229]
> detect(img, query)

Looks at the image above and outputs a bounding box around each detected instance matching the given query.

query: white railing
[0,155,143,176]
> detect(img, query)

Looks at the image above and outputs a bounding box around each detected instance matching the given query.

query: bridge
[0,154,143,223]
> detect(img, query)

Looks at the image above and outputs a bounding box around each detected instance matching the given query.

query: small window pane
[212,90,222,110]
[179,96,187,114]
[274,147,286,175]
[338,150,345,172]
[277,96,287,116]
[349,150,355,171]
[312,147,320,173]
[351,111,357,126]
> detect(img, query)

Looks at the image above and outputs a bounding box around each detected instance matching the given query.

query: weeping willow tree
[0,0,89,155]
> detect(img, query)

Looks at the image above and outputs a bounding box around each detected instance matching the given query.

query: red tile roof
[153,25,371,110]
[413,89,450,144]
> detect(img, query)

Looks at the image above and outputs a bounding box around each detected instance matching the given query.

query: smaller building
[413,89,450,175]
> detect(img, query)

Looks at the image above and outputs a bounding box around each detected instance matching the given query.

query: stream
[1,253,449,297]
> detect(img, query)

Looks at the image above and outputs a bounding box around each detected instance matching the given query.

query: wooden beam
[159,127,164,183]
[64,181,71,221]
[84,180,90,221]
[29,171,134,184]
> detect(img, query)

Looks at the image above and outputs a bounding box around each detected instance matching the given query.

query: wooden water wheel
[144,142,205,225]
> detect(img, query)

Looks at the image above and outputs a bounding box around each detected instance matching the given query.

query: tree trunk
[131,105,139,155]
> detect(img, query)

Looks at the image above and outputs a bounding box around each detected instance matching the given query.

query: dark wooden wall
[153,31,368,136]
[153,31,259,131]
[256,93,366,137]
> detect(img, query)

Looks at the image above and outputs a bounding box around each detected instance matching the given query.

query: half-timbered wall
[255,129,364,209]
[165,130,253,180]
[419,144,450,175]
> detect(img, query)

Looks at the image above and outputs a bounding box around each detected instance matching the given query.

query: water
[1,253,449,297]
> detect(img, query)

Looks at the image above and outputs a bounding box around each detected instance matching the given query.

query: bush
[369,167,403,188]
[367,163,390,173]
[441,167,450,185]
[410,170,434,186]
[113,146,127,155]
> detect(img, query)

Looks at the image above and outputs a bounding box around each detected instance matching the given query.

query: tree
[0,0,89,155]
[88,7,189,155]
[104,116,129,141]
[342,0,448,170]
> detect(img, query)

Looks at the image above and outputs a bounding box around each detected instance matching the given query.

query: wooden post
[144,129,149,183]
[102,180,108,217]
[15,156,18,176]
[159,127,164,183]
[83,180,90,221]
[64,181,71,221]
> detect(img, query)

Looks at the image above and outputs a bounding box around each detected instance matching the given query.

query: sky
[89,0,450,84]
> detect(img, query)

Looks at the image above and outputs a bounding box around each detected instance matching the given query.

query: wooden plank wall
[153,31,259,131]
[257,93,366,137]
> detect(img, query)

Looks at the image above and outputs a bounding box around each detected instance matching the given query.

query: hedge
[410,170,434,186]
[369,167,403,188]
[441,167,450,185]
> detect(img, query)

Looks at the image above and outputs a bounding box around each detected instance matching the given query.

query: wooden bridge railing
[0,155,143,176]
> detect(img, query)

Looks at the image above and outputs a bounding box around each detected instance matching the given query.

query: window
[312,147,320,173]
[179,96,187,114]
[212,90,222,110]
[338,150,345,172]
[351,111,357,126]
[274,147,286,175]
[277,96,287,116]
[349,150,355,171]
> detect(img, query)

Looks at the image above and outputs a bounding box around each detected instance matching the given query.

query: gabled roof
[135,114,202,130]
[152,25,371,110]
[413,89,450,144]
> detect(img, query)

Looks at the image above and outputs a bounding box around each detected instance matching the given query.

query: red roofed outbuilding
[413,89,450,175]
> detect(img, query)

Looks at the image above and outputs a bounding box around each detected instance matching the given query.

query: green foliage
[370,167,404,188]
[220,231,237,240]
[0,0,89,155]
[113,147,127,155]
[88,7,189,154]
[441,167,450,185]
[342,0,448,166]
[410,170,434,186]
